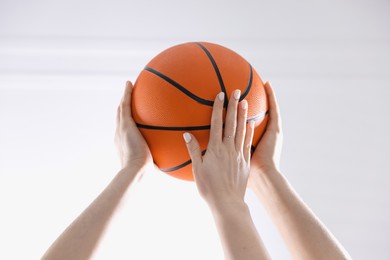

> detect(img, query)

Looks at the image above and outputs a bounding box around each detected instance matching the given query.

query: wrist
[118,165,145,182]
[251,164,279,176]
[121,159,150,173]
[121,155,153,172]
[208,198,249,216]
[252,164,284,187]
[249,167,289,203]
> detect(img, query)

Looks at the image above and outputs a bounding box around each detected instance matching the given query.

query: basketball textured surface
[132,42,269,181]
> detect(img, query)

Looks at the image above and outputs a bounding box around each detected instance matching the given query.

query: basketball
[132,42,269,181]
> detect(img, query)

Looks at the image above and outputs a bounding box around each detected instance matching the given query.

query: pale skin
[42,81,351,260]
[248,82,352,260]
[183,89,270,260]
[42,82,154,260]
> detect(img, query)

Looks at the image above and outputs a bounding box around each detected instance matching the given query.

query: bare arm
[184,90,270,260]
[42,166,143,260]
[209,200,270,260]
[249,81,351,260]
[42,81,153,260]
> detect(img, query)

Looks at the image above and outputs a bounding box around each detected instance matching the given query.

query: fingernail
[218,92,224,101]
[233,89,241,100]
[250,121,255,128]
[241,100,248,110]
[183,132,192,143]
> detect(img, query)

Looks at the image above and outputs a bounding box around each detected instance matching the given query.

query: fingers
[235,99,248,151]
[264,81,282,131]
[209,92,225,145]
[119,81,133,122]
[224,89,241,143]
[243,121,255,162]
[183,132,202,169]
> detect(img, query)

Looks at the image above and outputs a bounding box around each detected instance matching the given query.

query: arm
[42,166,143,260]
[209,200,269,260]
[249,81,351,260]
[42,81,153,260]
[184,90,270,260]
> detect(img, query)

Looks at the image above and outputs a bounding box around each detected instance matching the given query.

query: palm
[123,123,153,168]
[116,81,154,170]
[248,81,282,186]
[251,127,282,174]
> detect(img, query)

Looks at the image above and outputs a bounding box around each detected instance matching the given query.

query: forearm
[42,166,143,260]
[209,201,270,260]
[250,168,350,260]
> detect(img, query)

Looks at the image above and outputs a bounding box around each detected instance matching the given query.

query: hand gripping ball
[132,42,268,181]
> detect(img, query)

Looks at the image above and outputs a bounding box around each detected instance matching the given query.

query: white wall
[0,0,389,259]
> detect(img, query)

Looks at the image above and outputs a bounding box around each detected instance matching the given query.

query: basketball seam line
[194,42,254,105]
[240,64,253,101]
[160,145,260,173]
[135,111,269,131]
[160,149,207,173]
[158,111,267,172]
[158,112,268,172]
[194,42,228,107]
[142,43,260,174]
[144,67,214,106]
[143,46,254,108]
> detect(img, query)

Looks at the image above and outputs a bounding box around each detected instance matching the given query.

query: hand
[183,90,255,207]
[249,81,283,183]
[115,81,153,171]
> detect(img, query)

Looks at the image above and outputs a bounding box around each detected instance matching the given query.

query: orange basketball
[132,42,268,181]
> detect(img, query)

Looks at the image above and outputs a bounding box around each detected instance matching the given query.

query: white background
[0,0,389,259]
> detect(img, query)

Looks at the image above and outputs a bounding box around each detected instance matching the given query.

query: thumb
[183,132,202,168]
